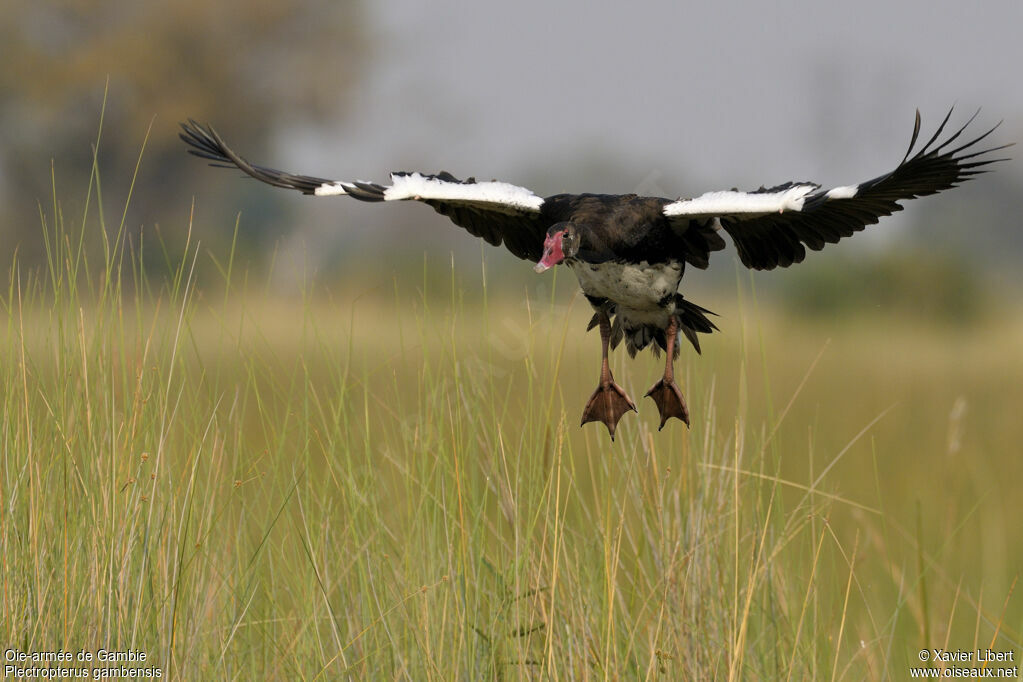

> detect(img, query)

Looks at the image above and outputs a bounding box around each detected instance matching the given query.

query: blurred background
[5,1,1023,674]
[3,0,1021,304]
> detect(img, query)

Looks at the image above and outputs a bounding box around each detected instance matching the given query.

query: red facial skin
[533,230,566,273]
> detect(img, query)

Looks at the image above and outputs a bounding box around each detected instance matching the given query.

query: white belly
[569,260,687,355]
[569,260,682,311]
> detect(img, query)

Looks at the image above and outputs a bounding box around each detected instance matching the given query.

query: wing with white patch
[179,121,549,261]
[662,110,1010,270]
[663,183,820,219]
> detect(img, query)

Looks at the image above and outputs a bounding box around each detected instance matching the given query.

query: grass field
[3,158,1022,679]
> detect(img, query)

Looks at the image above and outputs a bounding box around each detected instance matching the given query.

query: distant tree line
[1,0,368,268]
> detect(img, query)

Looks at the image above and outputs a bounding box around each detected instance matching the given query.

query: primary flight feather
[180,110,1008,439]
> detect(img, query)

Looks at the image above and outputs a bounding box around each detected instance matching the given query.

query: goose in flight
[180,110,1008,439]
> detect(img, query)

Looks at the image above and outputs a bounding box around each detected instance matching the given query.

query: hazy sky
[295,0,1021,198]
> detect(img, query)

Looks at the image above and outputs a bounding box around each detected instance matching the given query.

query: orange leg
[645,316,690,429]
[580,310,637,440]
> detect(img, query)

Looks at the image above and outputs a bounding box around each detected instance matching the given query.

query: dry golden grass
[5,244,1022,678]
[4,108,1020,677]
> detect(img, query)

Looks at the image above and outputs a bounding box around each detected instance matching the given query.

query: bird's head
[534,223,579,273]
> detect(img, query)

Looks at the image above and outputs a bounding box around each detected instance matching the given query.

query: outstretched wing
[662,110,1010,270]
[179,121,550,261]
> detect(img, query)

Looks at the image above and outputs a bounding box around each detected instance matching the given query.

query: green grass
[3,130,1023,680]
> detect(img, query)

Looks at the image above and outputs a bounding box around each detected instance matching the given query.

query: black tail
[672,295,718,356]
[588,295,718,358]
